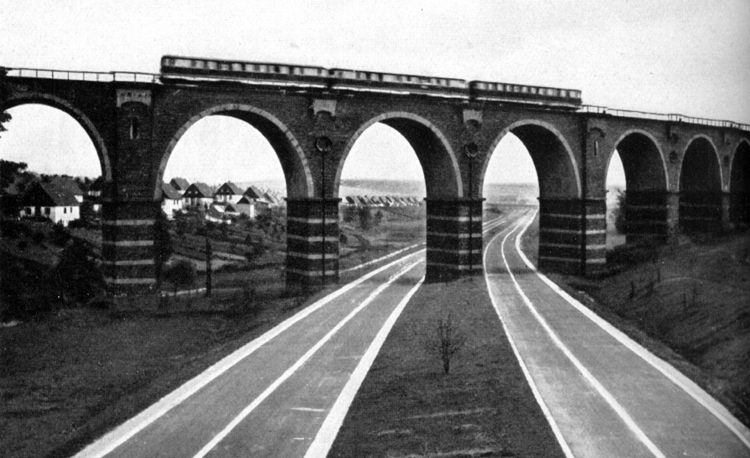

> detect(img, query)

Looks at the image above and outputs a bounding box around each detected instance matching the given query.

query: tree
[164,260,196,294]
[154,210,173,288]
[357,206,373,231]
[613,189,628,234]
[423,312,467,375]
[55,239,105,305]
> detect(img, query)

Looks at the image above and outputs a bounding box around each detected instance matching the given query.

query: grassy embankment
[521,212,750,427]
[328,207,566,458]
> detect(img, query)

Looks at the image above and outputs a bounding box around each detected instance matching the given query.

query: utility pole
[205,237,212,297]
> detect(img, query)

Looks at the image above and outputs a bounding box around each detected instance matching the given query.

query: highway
[72,212,517,458]
[484,210,750,458]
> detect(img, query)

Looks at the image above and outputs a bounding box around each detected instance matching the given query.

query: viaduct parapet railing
[3,66,749,132]
[4,67,158,83]
[580,105,750,132]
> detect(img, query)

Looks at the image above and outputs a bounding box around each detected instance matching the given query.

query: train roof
[329,67,467,82]
[470,79,581,94]
[161,55,328,71]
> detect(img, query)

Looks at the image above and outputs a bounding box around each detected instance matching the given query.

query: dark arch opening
[482,122,581,274]
[730,141,750,226]
[680,137,722,232]
[612,132,668,244]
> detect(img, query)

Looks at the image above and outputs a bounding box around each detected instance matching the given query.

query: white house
[183,182,214,208]
[214,182,244,204]
[161,182,183,219]
[21,181,80,226]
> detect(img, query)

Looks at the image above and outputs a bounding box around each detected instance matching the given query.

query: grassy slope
[526,226,750,427]
[328,280,565,454]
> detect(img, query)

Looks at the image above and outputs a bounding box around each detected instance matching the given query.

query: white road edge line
[513,211,750,449]
[304,275,426,458]
[73,249,424,458]
[191,259,423,458]
[504,210,667,458]
[483,209,576,458]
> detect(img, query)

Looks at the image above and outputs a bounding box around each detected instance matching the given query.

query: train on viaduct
[1,56,748,294]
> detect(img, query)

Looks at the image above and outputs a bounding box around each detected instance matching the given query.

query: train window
[550,89,558,97]
[274,65,280,73]
[220,63,229,71]
[521,86,528,93]
[207,61,217,70]
[560,90,567,98]
[169,58,175,65]
[531,87,537,94]
[232,63,242,71]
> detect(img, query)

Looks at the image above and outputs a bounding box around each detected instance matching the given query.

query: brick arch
[334,111,463,198]
[679,134,723,191]
[608,129,669,191]
[3,93,111,181]
[154,103,313,200]
[480,119,581,198]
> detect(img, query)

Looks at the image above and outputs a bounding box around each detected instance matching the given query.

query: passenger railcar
[329,68,468,99]
[160,55,329,89]
[159,55,583,108]
[470,81,581,109]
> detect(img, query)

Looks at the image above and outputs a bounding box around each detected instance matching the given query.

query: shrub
[423,311,467,375]
[16,240,28,251]
[164,260,197,293]
[32,230,46,245]
[50,222,71,247]
[55,240,105,306]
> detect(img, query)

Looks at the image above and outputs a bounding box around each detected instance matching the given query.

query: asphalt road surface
[484,210,750,458]
[75,251,426,458]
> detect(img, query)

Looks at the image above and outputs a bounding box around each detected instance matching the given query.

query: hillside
[549,232,750,426]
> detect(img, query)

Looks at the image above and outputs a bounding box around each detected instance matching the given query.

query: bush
[50,222,71,247]
[164,260,197,293]
[55,240,105,305]
[423,311,467,375]
[16,240,28,251]
[32,230,46,245]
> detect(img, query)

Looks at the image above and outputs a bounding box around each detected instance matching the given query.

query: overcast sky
[2,0,749,190]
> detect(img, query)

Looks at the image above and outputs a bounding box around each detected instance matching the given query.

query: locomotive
[160,55,582,108]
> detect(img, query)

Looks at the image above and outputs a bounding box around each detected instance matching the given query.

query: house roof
[244,185,264,199]
[161,182,182,200]
[170,177,190,191]
[237,196,252,205]
[184,182,214,198]
[49,176,83,196]
[22,181,80,207]
[215,181,244,196]
[225,203,238,213]
[263,192,282,205]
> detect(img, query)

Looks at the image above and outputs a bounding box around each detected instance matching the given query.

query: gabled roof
[263,192,282,205]
[49,176,83,196]
[22,181,80,207]
[170,177,190,191]
[225,203,238,213]
[244,185,264,199]
[215,181,244,196]
[184,182,214,198]
[237,196,253,205]
[161,182,182,200]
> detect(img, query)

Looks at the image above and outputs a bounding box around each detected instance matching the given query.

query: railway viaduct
[2,67,749,294]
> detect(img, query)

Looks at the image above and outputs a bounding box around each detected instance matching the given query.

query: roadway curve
[484,210,750,458]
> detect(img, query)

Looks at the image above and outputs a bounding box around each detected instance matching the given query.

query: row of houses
[162,178,284,222]
[343,195,422,207]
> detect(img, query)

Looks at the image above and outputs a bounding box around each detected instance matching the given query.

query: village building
[205,205,231,224]
[183,182,214,208]
[235,195,257,219]
[169,177,191,195]
[214,181,244,204]
[160,182,183,219]
[21,181,80,226]
[48,176,84,203]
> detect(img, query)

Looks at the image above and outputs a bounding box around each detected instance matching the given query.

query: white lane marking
[512,211,750,450]
[501,211,667,458]
[74,250,423,458]
[291,407,326,412]
[191,259,423,458]
[304,274,425,458]
[483,210,576,458]
[340,242,424,273]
